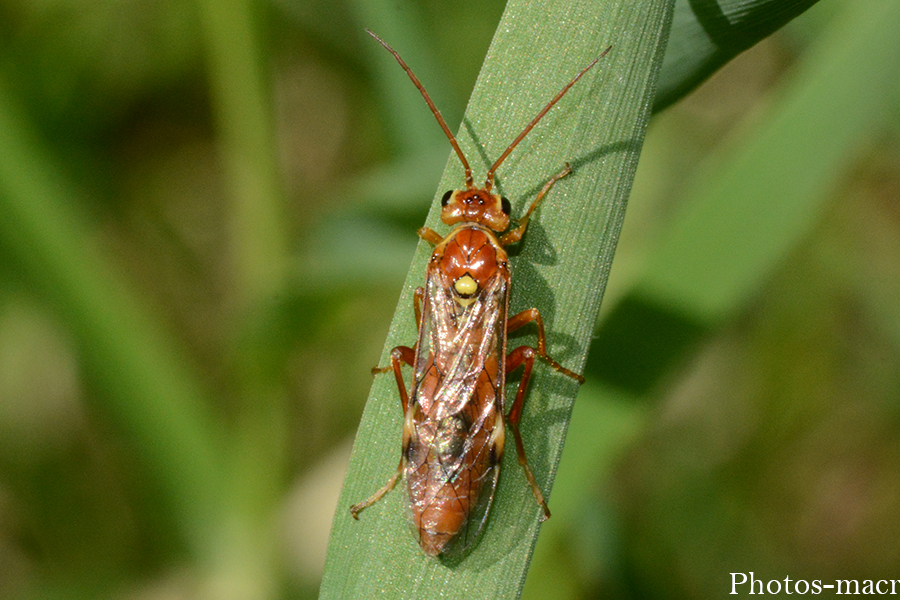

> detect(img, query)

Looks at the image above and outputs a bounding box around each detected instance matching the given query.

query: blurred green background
[0,0,899,598]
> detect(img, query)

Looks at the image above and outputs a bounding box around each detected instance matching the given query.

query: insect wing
[405,262,509,554]
[415,267,507,416]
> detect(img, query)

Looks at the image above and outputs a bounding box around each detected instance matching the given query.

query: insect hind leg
[504,312,583,521]
[350,396,417,519]
[506,308,585,383]
[504,345,551,520]
[350,455,405,519]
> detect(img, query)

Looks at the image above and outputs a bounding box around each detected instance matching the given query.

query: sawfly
[351,30,607,556]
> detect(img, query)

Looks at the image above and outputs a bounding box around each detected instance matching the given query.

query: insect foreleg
[507,308,584,383]
[499,163,572,247]
[418,226,444,246]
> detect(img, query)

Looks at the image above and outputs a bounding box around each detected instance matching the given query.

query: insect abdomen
[406,410,500,555]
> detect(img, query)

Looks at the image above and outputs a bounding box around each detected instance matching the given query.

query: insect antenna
[366,29,475,189]
[483,45,612,192]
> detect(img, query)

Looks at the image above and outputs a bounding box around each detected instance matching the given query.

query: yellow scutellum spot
[454,275,477,296]
[454,275,478,307]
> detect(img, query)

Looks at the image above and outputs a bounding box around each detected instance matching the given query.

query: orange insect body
[407,222,509,555]
[351,30,606,556]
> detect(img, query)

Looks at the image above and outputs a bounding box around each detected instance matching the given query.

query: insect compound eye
[501,197,511,215]
[441,190,453,207]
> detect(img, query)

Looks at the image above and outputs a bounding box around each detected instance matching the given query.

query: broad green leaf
[321,0,674,597]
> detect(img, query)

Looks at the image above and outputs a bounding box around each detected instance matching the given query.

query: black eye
[501,197,511,215]
[441,190,453,206]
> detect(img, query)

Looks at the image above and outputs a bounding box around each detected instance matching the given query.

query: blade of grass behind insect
[590,0,900,389]
[642,0,900,324]
[0,87,224,557]
[654,0,822,112]
[196,0,288,310]
[321,0,674,597]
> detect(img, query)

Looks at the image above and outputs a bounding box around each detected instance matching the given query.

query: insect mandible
[351,30,608,557]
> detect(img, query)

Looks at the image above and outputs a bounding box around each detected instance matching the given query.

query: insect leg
[371,286,424,409]
[499,164,572,246]
[507,308,584,383]
[351,384,421,519]
[503,307,584,520]
[505,345,551,521]
[371,346,415,413]
[354,343,418,518]
[418,226,444,246]
[350,455,405,519]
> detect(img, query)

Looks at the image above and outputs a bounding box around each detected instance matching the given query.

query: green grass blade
[0,89,223,555]
[644,0,900,323]
[196,0,289,309]
[591,0,900,391]
[655,0,822,111]
[321,0,674,597]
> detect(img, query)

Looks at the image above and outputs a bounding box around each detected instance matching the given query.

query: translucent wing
[415,266,506,416]
[405,261,509,555]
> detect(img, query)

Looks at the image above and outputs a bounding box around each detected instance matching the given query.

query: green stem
[0,84,223,557]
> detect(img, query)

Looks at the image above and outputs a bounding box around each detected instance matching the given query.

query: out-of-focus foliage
[0,0,897,598]
[654,0,822,112]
